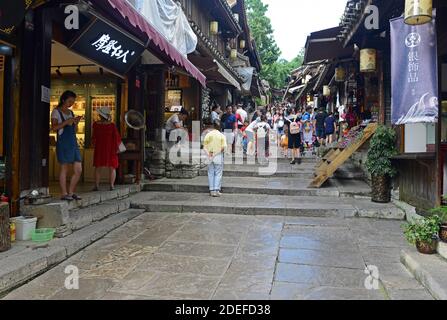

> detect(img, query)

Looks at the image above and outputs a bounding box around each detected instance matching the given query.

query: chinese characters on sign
[92,34,136,64]
[390,14,438,125]
[406,33,421,96]
[70,19,145,75]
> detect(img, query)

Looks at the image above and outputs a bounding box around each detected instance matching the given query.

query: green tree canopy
[246,0,304,88]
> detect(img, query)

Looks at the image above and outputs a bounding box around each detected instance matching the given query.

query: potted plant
[365,126,398,203]
[430,200,447,242]
[403,216,441,254]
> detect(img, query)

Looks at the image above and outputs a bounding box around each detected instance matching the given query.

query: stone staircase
[134,154,404,220]
[22,184,141,237]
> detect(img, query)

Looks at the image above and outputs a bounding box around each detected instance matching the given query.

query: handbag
[118,141,126,154]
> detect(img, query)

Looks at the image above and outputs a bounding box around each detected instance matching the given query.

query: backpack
[257,123,267,139]
[289,116,300,134]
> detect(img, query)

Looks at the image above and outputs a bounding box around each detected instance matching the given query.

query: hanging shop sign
[69,18,145,75]
[390,13,438,125]
[0,0,34,35]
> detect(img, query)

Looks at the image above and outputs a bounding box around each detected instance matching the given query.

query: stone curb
[0,209,145,296]
[400,249,447,300]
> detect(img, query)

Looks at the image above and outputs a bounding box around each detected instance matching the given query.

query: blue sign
[390,14,438,125]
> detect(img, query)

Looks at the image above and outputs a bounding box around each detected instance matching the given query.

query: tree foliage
[245,0,303,88]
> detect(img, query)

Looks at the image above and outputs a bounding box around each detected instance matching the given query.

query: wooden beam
[309,123,378,188]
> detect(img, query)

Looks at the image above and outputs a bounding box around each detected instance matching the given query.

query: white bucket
[15,216,37,241]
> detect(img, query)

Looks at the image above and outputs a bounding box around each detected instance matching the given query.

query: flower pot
[416,240,438,255]
[371,175,391,203]
[439,224,447,242]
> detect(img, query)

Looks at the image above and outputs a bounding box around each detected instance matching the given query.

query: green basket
[31,228,56,243]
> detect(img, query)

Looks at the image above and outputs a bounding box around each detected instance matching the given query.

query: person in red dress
[92,106,122,191]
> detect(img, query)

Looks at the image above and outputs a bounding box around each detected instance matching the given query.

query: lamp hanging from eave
[239,39,246,49]
[323,85,330,97]
[210,21,219,35]
[335,67,346,82]
[404,0,432,25]
[360,49,377,73]
[230,48,237,60]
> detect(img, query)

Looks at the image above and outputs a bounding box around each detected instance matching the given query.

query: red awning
[94,0,206,87]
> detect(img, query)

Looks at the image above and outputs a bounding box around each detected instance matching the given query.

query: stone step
[0,209,144,296]
[144,178,339,197]
[130,192,404,220]
[67,199,131,233]
[143,177,371,198]
[438,241,447,261]
[401,248,447,300]
[21,185,141,238]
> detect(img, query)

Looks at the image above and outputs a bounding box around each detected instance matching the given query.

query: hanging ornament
[404,0,432,25]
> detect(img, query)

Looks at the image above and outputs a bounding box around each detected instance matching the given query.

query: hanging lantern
[210,21,219,35]
[360,49,377,73]
[230,49,237,60]
[323,86,330,97]
[239,39,246,49]
[404,0,432,25]
[335,67,346,82]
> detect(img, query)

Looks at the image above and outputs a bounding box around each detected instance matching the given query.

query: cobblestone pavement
[3,212,433,300]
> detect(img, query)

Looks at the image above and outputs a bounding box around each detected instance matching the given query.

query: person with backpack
[254,114,271,160]
[274,109,286,148]
[51,90,83,201]
[286,107,302,165]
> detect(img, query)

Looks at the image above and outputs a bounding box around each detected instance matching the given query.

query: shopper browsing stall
[51,90,83,201]
[92,107,122,191]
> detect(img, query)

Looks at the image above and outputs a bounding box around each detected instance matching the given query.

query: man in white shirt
[236,105,248,126]
[165,108,188,145]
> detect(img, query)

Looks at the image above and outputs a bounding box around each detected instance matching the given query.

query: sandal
[61,195,74,201]
[71,194,82,201]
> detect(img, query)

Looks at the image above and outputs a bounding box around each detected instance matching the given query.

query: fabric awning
[216,62,241,90]
[304,27,354,64]
[289,84,305,94]
[92,0,206,87]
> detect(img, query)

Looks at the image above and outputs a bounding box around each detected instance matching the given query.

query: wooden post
[0,202,11,252]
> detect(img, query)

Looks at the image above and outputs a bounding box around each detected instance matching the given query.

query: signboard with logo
[69,18,145,75]
[0,0,33,35]
[390,13,438,125]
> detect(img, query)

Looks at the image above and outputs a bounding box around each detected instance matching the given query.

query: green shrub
[366,125,398,177]
[403,215,441,245]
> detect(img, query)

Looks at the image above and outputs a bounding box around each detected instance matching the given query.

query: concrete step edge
[0,209,144,296]
[400,249,447,300]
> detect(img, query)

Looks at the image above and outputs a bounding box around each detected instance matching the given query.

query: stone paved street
[2,212,433,300]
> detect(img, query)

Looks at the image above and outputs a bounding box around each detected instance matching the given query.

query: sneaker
[210,191,216,197]
[290,159,296,165]
[216,191,223,197]
[296,158,302,165]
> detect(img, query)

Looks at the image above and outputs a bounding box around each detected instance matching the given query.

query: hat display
[97,106,112,120]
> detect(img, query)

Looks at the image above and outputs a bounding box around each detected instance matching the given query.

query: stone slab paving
[2,213,433,300]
